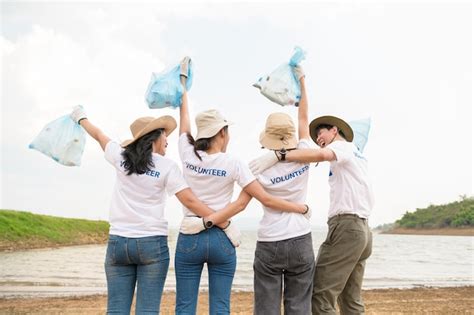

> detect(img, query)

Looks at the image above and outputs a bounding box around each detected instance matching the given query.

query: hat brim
[309,115,354,145]
[259,130,298,150]
[121,115,177,147]
[195,121,233,140]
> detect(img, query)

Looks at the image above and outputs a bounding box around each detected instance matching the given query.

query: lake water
[0,229,473,298]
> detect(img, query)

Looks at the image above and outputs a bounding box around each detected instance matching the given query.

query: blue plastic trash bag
[349,117,371,153]
[145,59,194,109]
[253,46,306,106]
[29,115,86,166]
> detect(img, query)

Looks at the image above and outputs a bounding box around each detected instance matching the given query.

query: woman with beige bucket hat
[252,67,315,314]
[70,106,247,314]
[174,58,310,315]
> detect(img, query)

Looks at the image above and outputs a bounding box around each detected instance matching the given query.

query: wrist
[202,217,214,229]
[302,204,309,214]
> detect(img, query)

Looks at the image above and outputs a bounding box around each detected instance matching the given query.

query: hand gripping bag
[349,117,371,153]
[145,59,194,109]
[29,115,86,166]
[253,47,306,106]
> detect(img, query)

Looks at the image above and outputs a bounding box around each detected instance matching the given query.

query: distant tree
[396,197,474,228]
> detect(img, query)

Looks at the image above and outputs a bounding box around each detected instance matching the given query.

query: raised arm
[297,74,310,141]
[179,57,192,136]
[71,106,111,151]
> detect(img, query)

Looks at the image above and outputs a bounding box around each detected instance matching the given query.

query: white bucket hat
[195,109,232,140]
[121,115,177,147]
[259,112,297,150]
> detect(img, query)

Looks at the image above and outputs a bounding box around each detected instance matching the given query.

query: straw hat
[309,115,354,144]
[259,112,297,150]
[195,109,232,140]
[121,115,177,147]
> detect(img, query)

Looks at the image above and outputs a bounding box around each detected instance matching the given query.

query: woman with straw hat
[251,66,315,314]
[174,58,310,315]
[70,106,245,314]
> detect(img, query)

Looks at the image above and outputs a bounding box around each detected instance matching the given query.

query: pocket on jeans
[176,233,199,254]
[217,230,236,255]
[294,235,315,264]
[105,239,117,265]
[255,241,278,264]
[138,237,169,264]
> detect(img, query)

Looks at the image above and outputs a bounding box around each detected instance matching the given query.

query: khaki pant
[312,214,372,315]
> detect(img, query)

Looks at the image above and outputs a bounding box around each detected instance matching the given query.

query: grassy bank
[0,210,109,251]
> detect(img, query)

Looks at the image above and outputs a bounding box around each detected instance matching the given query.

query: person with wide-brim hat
[247,66,315,315]
[174,57,310,315]
[248,109,374,315]
[70,105,249,314]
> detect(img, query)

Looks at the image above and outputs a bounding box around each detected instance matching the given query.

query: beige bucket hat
[195,109,232,140]
[259,112,298,150]
[309,115,354,144]
[121,115,177,147]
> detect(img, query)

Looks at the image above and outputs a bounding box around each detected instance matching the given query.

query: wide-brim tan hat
[259,112,297,150]
[195,109,233,140]
[121,115,177,147]
[309,115,354,145]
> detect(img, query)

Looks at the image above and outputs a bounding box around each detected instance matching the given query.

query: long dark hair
[187,126,228,161]
[121,128,164,175]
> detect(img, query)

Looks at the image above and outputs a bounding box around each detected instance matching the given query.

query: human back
[257,138,312,241]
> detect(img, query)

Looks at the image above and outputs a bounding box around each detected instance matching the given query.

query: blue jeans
[175,227,237,315]
[105,234,170,315]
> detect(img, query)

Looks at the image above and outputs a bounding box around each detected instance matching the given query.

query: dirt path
[0,286,472,314]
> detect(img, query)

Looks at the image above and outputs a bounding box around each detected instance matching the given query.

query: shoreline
[2,227,473,252]
[1,286,473,314]
[381,227,474,236]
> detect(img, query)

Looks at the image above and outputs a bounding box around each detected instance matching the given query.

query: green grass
[0,209,109,247]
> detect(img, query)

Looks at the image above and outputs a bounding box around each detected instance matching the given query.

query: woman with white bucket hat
[70,106,245,314]
[174,57,310,315]
[252,66,315,315]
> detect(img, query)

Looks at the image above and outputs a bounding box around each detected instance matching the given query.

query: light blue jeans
[175,227,237,315]
[105,234,169,315]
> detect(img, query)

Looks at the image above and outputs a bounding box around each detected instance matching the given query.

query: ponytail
[187,126,228,161]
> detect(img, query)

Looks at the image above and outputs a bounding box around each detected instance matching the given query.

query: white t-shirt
[256,139,312,241]
[326,140,374,219]
[105,141,188,237]
[178,134,255,216]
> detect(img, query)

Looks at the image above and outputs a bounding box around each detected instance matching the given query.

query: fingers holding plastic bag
[292,65,305,81]
[71,105,87,124]
[223,223,242,247]
[180,56,192,78]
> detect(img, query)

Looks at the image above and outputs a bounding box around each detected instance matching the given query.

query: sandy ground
[0,286,472,314]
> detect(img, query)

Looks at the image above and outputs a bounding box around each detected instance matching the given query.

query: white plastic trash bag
[29,115,86,166]
[253,46,306,106]
[145,59,194,109]
[349,117,371,153]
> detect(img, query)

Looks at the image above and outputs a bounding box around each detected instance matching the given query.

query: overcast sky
[1,1,472,228]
